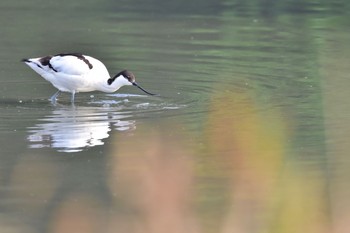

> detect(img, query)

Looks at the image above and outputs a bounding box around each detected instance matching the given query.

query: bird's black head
[107,70,135,85]
[107,70,157,96]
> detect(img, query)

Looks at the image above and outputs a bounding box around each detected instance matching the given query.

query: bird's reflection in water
[27,104,135,152]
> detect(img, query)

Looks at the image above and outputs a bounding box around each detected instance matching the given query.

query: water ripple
[22,94,187,153]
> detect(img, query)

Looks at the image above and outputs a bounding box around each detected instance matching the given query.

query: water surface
[0,0,350,232]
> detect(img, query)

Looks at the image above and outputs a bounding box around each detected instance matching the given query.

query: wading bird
[22,53,156,103]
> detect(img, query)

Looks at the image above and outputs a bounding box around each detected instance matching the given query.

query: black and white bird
[22,53,156,103]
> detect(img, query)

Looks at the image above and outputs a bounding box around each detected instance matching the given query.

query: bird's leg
[70,91,76,103]
[50,90,61,103]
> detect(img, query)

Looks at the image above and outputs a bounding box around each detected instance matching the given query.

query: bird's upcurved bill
[132,82,157,96]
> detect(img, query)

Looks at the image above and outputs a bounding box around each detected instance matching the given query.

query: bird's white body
[22,53,154,102]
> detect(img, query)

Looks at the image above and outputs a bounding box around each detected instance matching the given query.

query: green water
[0,0,349,232]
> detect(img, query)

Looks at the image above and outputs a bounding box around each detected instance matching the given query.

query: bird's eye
[107,78,113,85]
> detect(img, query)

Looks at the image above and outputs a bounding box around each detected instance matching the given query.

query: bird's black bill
[133,82,157,96]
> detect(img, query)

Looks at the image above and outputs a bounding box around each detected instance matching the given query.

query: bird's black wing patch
[56,53,93,69]
[39,56,58,72]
